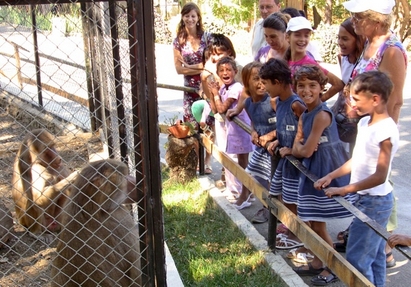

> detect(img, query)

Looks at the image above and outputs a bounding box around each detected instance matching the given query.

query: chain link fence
[0,1,164,286]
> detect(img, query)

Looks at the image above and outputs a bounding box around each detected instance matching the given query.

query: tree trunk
[165,135,198,183]
[392,0,411,45]
[324,0,332,25]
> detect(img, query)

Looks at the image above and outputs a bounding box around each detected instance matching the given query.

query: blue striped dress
[269,94,304,204]
[244,94,277,182]
[297,103,356,221]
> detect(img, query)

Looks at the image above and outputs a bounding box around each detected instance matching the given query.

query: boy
[315,70,399,287]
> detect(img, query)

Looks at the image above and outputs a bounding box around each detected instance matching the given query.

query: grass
[162,174,286,287]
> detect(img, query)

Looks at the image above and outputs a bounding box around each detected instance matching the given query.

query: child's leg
[237,153,249,169]
[346,194,393,286]
[224,154,242,195]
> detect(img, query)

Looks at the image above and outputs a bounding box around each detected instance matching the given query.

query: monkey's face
[42,147,63,169]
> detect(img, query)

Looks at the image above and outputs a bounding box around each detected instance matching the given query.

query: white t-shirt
[251,19,266,59]
[350,116,399,196]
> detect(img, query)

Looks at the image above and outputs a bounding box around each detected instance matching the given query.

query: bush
[312,23,339,64]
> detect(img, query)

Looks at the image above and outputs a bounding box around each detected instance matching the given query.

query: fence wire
[0,1,163,286]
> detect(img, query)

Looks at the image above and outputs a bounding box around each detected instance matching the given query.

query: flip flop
[276,236,304,250]
[293,263,324,276]
[204,164,213,174]
[311,268,338,286]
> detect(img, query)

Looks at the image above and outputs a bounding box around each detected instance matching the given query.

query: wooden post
[13,45,22,89]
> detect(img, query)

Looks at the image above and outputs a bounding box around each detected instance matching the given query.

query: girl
[259,58,306,250]
[285,17,344,102]
[291,65,356,285]
[210,57,253,199]
[332,17,365,151]
[192,34,239,176]
[233,61,277,210]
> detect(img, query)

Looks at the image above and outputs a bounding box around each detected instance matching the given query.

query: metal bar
[285,154,411,260]
[81,2,97,131]
[108,0,127,163]
[230,115,411,259]
[30,4,43,107]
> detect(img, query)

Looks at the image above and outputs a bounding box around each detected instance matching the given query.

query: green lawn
[162,177,286,287]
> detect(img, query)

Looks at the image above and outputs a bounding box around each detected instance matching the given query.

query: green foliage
[209,0,255,26]
[312,23,340,64]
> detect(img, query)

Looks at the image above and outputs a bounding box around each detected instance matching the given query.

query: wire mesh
[0,1,162,286]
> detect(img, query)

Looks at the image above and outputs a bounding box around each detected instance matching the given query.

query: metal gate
[0,0,164,286]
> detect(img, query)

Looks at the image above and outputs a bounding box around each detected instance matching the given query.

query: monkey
[11,129,77,243]
[51,159,141,287]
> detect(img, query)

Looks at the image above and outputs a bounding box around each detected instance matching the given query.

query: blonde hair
[359,10,392,32]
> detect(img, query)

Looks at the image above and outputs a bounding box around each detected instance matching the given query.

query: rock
[0,202,13,248]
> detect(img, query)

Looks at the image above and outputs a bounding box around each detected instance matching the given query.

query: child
[332,17,365,151]
[315,71,399,287]
[259,58,306,250]
[285,17,344,102]
[192,34,239,176]
[291,65,356,285]
[210,56,253,198]
[233,61,277,209]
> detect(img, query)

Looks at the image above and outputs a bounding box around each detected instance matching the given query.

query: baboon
[11,129,77,243]
[51,159,141,287]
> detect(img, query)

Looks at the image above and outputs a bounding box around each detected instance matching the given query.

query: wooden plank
[201,135,374,287]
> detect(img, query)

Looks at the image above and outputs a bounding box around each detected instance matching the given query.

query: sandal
[276,235,303,250]
[311,268,338,286]
[386,252,396,268]
[287,248,314,264]
[204,164,213,175]
[293,263,324,276]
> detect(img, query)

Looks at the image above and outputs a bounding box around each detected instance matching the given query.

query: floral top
[173,32,211,90]
[351,33,407,79]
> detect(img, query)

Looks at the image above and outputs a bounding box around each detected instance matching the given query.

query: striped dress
[297,103,356,221]
[269,94,304,204]
[244,94,276,183]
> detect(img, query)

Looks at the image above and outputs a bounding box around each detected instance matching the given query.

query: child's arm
[321,71,344,102]
[258,130,277,148]
[314,159,352,190]
[292,110,331,158]
[324,138,393,197]
[226,89,249,120]
[214,96,236,114]
[291,101,306,119]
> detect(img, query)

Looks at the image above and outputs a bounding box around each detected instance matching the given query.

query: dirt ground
[0,102,104,286]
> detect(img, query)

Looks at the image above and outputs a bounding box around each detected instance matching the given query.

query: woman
[173,3,211,124]
[255,12,291,63]
[173,3,212,172]
[343,0,407,275]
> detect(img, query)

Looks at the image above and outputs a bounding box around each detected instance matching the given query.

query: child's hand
[226,108,238,121]
[207,79,220,95]
[279,147,292,158]
[267,140,279,156]
[251,131,260,146]
[314,175,332,190]
[388,234,411,248]
[323,187,344,198]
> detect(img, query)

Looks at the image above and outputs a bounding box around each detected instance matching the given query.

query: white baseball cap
[286,17,313,33]
[343,0,395,15]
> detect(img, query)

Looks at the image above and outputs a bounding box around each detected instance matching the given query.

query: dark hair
[351,71,392,103]
[216,56,237,72]
[340,17,365,61]
[259,58,292,85]
[263,12,290,33]
[293,65,328,89]
[176,3,204,45]
[281,7,302,18]
[208,33,236,59]
[242,61,263,95]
